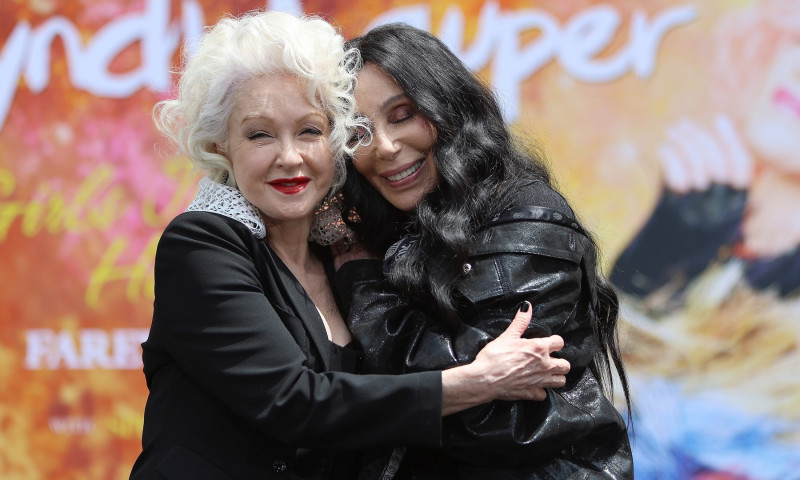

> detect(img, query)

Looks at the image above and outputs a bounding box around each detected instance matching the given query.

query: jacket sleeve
[335,259,493,373]
[147,212,442,449]
[336,217,609,465]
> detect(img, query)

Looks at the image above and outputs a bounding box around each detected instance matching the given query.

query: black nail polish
[520,301,530,313]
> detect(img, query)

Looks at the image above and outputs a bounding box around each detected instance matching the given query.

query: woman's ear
[425,120,438,141]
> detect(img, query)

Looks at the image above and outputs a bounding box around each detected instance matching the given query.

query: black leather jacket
[336,192,633,479]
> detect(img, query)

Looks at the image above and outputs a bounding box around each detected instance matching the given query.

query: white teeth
[387,160,422,182]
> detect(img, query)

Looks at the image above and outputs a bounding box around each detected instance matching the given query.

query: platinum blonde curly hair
[153,9,364,192]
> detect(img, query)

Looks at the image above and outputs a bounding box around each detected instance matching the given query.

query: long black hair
[341,23,630,411]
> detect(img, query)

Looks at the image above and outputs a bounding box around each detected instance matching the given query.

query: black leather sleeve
[146,212,442,449]
[337,213,620,464]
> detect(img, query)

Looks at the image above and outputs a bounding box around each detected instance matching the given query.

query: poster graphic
[1,0,798,478]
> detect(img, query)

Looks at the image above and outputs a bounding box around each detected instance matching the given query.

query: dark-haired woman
[335,23,633,479]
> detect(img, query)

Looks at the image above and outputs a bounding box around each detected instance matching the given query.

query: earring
[308,194,352,246]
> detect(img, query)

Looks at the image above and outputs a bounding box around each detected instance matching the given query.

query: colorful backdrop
[1,0,799,478]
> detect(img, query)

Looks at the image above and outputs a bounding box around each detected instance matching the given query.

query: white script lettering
[370,2,698,120]
[0,0,696,129]
[0,0,203,130]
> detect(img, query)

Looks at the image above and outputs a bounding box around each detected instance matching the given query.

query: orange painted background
[1,1,798,478]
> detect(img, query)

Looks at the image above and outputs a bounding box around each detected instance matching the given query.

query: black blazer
[130,211,442,480]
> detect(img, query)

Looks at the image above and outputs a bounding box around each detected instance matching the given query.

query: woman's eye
[301,127,323,136]
[247,131,270,140]
[389,107,415,124]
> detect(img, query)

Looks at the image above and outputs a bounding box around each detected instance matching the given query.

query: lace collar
[186,176,266,239]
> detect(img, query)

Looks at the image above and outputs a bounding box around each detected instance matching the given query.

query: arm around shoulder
[147,212,443,449]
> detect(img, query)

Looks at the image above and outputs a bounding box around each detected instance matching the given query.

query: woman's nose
[276,141,304,168]
[372,127,400,160]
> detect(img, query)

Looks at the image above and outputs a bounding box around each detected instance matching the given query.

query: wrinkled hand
[471,302,569,402]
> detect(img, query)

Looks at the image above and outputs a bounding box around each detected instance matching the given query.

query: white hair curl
[153,10,365,192]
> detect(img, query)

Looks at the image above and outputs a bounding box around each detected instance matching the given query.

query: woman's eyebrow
[381,93,406,110]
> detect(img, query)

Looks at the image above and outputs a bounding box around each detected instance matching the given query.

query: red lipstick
[268,176,310,195]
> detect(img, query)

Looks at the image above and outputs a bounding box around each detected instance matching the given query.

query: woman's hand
[440,302,570,416]
[659,115,753,193]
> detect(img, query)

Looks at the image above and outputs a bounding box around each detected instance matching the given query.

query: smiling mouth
[268,177,309,194]
[386,160,423,182]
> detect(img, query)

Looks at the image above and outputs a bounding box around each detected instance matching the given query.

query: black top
[293,341,362,478]
[130,211,442,480]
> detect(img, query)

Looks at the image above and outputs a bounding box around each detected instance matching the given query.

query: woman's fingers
[516,386,548,401]
[659,115,754,193]
[681,118,728,184]
[473,336,570,402]
[498,301,533,339]
[663,118,725,192]
[463,303,572,403]
[659,143,692,193]
[714,114,753,189]
[537,373,567,390]
[541,334,565,356]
